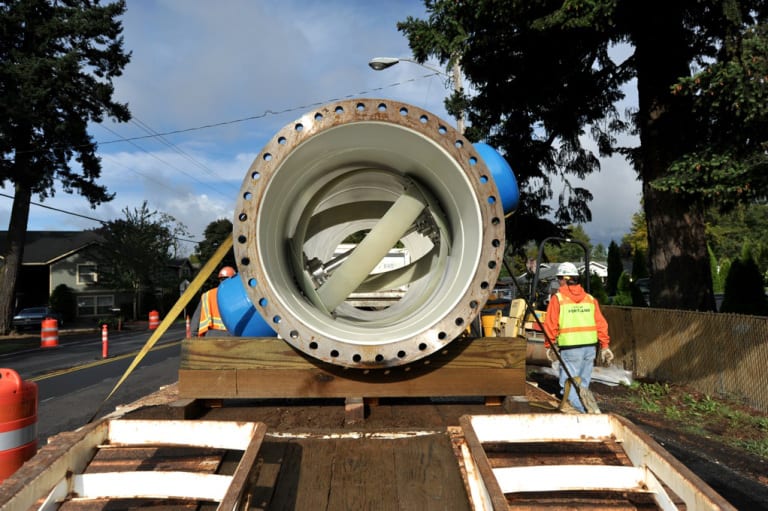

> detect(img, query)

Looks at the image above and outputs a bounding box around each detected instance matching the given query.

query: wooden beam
[178,337,525,400]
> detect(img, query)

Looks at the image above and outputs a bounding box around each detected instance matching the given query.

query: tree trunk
[0,183,33,333]
[643,186,714,309]
[632,3,716,311]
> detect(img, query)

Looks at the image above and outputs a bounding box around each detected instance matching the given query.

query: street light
[368,57,443,74]
[368,56,465,134]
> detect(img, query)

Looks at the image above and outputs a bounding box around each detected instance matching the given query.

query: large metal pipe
[232,98,515,369]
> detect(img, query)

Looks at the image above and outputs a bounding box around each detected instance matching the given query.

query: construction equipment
[504,257,602,414]
[529,236,591,308]
[494,237,591,357]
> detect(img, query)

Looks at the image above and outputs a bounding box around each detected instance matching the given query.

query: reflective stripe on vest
[556,292,598,347]
[198,288,225,335]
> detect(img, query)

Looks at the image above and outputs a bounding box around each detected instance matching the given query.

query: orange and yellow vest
[555,292,598,347]
[198,288,225,336]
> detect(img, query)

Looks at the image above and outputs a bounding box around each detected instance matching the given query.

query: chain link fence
[602,306,768,413]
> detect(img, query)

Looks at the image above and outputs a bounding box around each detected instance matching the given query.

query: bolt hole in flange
[232,98,517,368]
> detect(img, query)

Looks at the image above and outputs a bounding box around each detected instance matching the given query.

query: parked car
[12,307,63,331]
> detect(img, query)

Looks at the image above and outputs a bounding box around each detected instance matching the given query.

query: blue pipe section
[474,143,519,215]
[218,275,276,337]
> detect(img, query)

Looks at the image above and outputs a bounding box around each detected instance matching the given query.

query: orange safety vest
[555,291,598,347]
[198,288,226,336]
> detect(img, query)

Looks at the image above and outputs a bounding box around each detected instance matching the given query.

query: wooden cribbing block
[167,398,204,420]
[345,397,365,426]
[178,336,526,400]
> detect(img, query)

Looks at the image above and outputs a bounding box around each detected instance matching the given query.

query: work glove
[546,348,558,365]
[599,348,614,366]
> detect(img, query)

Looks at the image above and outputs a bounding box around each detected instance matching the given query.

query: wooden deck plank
[393,434,472,511]
[288,439,336,511]
[249,441,288,510]
[84,446,224,474]
[326,438,399,511]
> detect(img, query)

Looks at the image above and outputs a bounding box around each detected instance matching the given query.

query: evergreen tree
[398,1,768,311]
[559,225,593,261]
[592,243,607,260]
[718,257,732,296]
[606,241,622,296]
[589,272,609,305]
[630,280,648,307]
[709,245,727,294]
[720,246,768,315]
[706,204,768,282]
[622,211,648,255]
[0,0,131,333]
[613,272,633,306]
[196,219,236,290]
[631,248,649,280]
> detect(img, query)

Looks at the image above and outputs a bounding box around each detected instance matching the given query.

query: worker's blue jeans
[557,345,597,413]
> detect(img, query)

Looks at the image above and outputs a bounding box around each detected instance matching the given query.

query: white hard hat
[556,262,580,277]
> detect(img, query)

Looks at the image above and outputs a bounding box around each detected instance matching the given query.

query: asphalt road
[1,324,185,445]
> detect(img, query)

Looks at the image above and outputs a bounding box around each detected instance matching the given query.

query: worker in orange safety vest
[191,266,236,336]
[543,262,613,412]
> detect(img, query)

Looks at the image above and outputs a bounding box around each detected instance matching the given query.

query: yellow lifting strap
[92,235,234,419]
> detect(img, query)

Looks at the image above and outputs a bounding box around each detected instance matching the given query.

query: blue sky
[1,0,642,253]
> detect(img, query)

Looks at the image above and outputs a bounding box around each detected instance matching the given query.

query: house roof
[0,230,103,265]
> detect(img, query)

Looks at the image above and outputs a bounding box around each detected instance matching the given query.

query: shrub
[720,248,768,315]
[612,272,633,306]
[49,284,76,321]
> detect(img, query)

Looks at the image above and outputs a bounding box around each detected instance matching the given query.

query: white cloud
[574,129,642,248]
[11,0,641,257]
[577,152,642,248]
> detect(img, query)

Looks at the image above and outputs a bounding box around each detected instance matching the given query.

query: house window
[97,295,114,315]
[77,264,98,284]
[77,295,114,316]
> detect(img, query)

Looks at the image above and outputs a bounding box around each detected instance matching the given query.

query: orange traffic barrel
[0,368,38,482]
[148,310,160,330]
[40,318,59,348]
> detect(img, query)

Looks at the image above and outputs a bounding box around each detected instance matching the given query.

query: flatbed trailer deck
[0,382,734,511]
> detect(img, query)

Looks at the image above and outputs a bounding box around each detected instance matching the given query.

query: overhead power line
[96,74,441,146]
[0,192,106,224]
[129,116,229,184]
[97,123,235,201]
[0,192,199,244]
[7,73,442,155]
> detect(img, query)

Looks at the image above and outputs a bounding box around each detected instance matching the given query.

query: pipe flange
[233,98,504,368]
